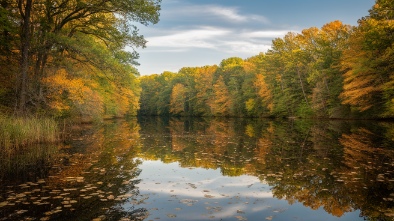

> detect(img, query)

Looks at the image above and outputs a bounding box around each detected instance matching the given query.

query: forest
[0,0,393,120]
[140,1,394,119]
[0,0,160,121]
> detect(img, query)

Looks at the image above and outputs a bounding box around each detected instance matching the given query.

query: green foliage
[136,1,392,120]
[0,0,161,120]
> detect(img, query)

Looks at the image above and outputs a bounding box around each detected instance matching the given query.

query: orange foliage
[254,74,273,112]
[209,76,232,116]
[42,69,104,118]
[170,83,187,115]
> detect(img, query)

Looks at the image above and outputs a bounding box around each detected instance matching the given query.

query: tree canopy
[0,0,160,120]
[138,1,394,119]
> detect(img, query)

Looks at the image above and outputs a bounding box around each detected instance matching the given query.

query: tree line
[1,0,393,120]
[0,0,160,120]
[139,1,394,119]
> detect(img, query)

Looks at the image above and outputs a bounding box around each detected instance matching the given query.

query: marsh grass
[0,115,59,151]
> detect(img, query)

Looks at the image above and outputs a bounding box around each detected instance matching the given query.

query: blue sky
[134,0,375,75]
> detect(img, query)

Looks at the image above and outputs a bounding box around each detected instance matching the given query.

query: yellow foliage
[170,83,187,115]
[42,69,104,117]
[245,98,255,113]
[254,74,273,112]
[245,124,255,137]
[210,76,232,116]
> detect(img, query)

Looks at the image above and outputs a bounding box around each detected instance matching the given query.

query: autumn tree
[170,83,187,115]
[0,0,161,117]
[302,21,352,117]
[244,54,273,116]
[210,75,232,116]
[340,0,394,117]
[136,1,394,120]
[193,65,217,116]
[216,57,246,116]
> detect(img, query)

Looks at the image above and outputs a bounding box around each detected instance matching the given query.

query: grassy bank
[0,115,59,150]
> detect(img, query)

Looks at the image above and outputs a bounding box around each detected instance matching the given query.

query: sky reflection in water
[133,159,363,221]
[1,117,393,220]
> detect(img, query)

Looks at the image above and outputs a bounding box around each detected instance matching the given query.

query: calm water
[0,117,393,221]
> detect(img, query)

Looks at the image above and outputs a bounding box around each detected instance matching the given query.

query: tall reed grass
[0,115,59,150]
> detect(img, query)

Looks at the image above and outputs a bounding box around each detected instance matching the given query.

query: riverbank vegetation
[0,0,393,129]
[0,115,58,150]
[0,0,160,120]
[139,1,394,119]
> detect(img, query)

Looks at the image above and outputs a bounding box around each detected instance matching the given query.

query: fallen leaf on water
[204,194,214,198]
[167,214,177,218]
[0,201,8,208]
[235,215,247,221]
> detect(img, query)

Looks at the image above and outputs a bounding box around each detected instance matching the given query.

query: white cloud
[208,6,247,22]
[138,175,273,200]
[220,40,272,55]
[134,2,295,74]
[146,26,230,49]
[163,4,270,25]
[143,26,285,56]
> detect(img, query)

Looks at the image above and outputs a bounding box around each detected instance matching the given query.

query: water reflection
[0,117,393,220]
[136,117,394,220]
[0,119,146,220]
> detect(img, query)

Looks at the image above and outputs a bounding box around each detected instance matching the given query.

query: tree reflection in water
[0,119,147,221]
[137,117,394,220]
[1,117,393,220]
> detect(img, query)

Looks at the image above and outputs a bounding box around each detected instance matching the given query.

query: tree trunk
[18,0,33,114]
[297,67,309,107]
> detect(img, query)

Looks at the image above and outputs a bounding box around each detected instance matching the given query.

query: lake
[0,117,393,221]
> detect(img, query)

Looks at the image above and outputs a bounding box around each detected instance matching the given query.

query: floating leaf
[167,214,177,218]
[235,215,247,220]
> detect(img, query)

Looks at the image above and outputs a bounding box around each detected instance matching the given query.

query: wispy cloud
[146,26,230,49]
[208,6,248,22]
[140,2,280,55]
[220,40,272,55]
[204,5,270,24]
[163,4,270,25]
[136,0,371,75]
[144,26,288,56]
